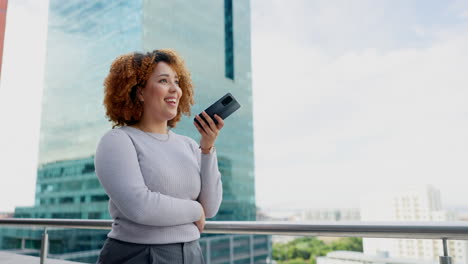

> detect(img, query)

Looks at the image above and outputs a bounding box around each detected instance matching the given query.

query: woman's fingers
[201,111,217,132]
[214,114,224,130]
[196,220,204,232]
[194,112,224,139]
[196,112,218,135]
[194,120,205,134]
[195,115,209,134]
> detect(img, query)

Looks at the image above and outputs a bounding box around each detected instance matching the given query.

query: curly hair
[103,49,194,128]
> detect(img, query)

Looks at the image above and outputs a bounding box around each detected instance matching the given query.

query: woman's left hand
[194,111,224,153]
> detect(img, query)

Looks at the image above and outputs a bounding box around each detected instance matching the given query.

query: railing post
[40,227,49,264]
[439,238,452,264]
[250,235,254,264]
[206,239,211,264]
[230,235,234,264]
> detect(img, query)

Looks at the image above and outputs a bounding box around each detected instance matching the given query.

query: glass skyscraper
[0,0,270,263]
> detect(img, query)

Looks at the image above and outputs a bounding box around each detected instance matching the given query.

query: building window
[41,184,55,192]
[64,180,82,191]
[59,197,74,204]
[82,163,95,174]
[91,194,109,202]
[17,213,31,218]
[86,178,101,189]
[88,212,102,219]
[51,212,81,219]
[224,0,234,80]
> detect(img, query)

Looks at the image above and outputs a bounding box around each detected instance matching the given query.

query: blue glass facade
[224,0,235,80]
[38,0,143,164]
[1,0,270,262]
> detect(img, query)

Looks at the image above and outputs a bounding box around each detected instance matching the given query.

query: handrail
[1,218,468,240]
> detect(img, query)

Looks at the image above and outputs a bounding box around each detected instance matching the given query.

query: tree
[272,236,363,263]
[330,237,363,252]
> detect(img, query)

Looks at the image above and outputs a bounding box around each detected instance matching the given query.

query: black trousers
[96,238,205,264]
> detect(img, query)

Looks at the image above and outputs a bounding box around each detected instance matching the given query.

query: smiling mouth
[164,98,177,106]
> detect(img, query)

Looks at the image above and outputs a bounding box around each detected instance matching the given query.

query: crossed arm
[94,129,204,227]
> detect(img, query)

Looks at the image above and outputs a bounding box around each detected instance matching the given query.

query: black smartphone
[194,93,241,126]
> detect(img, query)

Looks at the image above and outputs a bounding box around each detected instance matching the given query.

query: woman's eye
[159,79,168,83]
[175,80,180,85]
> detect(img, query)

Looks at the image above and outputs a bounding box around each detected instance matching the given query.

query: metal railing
[2,218,468,264]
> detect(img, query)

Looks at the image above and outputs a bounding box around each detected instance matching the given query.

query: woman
[94,49,223,263]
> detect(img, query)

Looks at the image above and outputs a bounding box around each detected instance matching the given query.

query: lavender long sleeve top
[94,126,223,244]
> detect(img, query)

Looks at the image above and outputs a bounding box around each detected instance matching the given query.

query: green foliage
[288,258,308,264]
[272,237,363,263]
[276,258,308,264]
[330,237,363,252]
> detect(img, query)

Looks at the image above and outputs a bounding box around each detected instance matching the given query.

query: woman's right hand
[194,206,206,233]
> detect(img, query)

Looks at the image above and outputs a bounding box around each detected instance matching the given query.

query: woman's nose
[169,81,179,92]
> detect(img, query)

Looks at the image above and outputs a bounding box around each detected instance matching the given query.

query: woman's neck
[133,118,168,134]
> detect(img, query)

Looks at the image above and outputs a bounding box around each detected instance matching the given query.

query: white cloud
[462,10,468,19]
[251,2,468,209]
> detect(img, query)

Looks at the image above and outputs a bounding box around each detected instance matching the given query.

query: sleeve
[190,139,223,218]
[94,129,203,226]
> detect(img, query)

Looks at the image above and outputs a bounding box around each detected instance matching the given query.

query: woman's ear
[137,87,144,102]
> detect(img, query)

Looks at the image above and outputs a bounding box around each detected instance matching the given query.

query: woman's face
[139,61,182,123]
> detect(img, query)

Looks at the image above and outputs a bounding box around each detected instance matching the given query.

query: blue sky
[1,0,468,212]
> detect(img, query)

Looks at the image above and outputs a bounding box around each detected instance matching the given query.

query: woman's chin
[165,113,178,121]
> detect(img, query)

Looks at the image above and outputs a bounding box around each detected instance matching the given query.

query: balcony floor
[0,251,82,264]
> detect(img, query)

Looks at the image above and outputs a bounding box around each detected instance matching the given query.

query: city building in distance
[317,250,439,264]
[0,212,13,219]
[360,185,467,264]
[258,207,360,244]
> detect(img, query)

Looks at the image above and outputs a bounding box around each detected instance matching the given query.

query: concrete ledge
[0,251,83,264]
